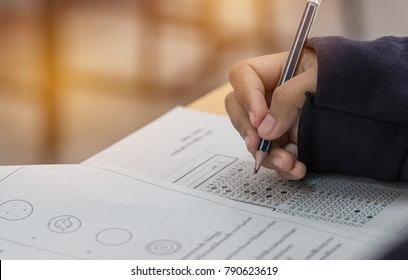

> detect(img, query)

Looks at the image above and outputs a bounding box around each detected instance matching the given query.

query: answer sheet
[86,107,408,237]
[0,165,395,259]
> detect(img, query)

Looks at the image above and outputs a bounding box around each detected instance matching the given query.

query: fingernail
[258,114,276,136]
[249,111,256,127]
[272,157,282,169]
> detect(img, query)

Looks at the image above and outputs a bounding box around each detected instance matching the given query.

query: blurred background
[1,0,407,165]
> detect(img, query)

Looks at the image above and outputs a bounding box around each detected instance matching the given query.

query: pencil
[254,0,321,174]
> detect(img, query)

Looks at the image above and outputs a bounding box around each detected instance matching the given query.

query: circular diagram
[48,215,81,233]
[96,228,132,246]
[0,199,33,221]
[145,239,182,255]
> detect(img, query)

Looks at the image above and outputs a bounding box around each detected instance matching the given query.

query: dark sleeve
[298,36,408,182]
[381,236,408,259]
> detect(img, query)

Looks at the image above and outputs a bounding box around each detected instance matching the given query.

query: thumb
[257,67,317,140]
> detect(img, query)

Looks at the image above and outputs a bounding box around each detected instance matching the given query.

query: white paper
[85,107,408,237]
[0,164,395,259]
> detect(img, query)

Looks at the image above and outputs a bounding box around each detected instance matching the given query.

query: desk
[187,83,231,116]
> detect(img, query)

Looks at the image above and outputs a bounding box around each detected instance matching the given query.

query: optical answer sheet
[85,106,408,237]
[0,164,396,259]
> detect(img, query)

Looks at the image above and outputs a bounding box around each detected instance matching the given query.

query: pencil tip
[254,150,267,175]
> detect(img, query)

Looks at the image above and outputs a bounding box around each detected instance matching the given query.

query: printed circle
[96,228,132,246]
[0,200,33,221]
[145,240,182,255]
[48,215,81,233]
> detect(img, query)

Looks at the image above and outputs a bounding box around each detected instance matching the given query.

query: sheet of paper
[85,106,408,237]
[0,164,395,259]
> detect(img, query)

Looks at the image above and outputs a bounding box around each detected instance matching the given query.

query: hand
[225,49,318,180]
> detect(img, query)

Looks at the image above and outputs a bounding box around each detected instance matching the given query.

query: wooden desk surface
[187,83,232,116]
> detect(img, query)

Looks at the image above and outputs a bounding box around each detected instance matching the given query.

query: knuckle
[229,61,246,82]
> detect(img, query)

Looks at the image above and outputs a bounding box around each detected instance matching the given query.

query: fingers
[225,91,259,155]
[228,53,289,128]
[276,161,307,180]
[226,90,307,180]
[258,67,317,140]
[262,142,307,180]
[229,51,317,141]
[226,50,317,180]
